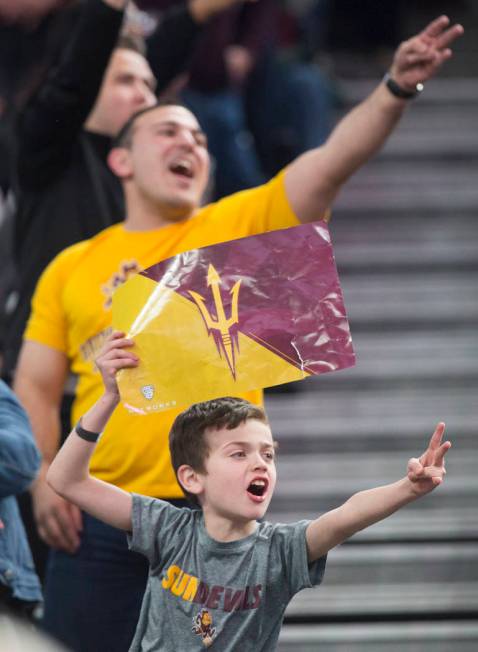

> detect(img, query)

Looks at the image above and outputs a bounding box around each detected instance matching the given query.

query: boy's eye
[231,451,246,458]
[264,451,275,461]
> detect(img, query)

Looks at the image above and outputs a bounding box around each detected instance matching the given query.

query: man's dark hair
[169,397,268,506]
[117,32,146,57]
[112,98,190,148]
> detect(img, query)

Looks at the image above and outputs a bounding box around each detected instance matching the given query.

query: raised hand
[407,422,451,496]
[95,330,138,398]
[390,16,464,93]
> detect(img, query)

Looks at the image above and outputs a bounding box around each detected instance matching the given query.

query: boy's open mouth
[247,478,268,499]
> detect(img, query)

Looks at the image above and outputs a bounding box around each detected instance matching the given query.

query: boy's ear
[107,147,133,179]
[177,464,204,498]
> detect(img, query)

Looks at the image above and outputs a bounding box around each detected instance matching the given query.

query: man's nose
[176,129,196,149]
[134,81,153,105]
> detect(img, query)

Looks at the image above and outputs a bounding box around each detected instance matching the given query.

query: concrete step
[265,387,477,451]
[286,580,478,619]
[278,620,478,652]
[334,239,478,272]
[334,160,478,214]
[268,506,478,542]
[336,79,478,162]
[330,212,478,244]
[320,543,478,585]
[338,272,478,328]
[268,447,477,537]
[341,78,478,108]
[313,329,478,385]
[272,451,475,498]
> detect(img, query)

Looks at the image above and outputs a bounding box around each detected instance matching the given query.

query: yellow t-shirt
[25,171,302,498]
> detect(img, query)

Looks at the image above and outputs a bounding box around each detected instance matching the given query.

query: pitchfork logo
[189,264,241,379]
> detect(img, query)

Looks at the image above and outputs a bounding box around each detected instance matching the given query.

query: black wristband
[75,418,102,443]
[383,73,424,99]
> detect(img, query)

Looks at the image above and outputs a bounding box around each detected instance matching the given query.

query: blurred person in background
[0,1,77,365]
[0,379,42,620]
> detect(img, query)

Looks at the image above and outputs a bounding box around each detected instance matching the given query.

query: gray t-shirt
[128,494,326,651]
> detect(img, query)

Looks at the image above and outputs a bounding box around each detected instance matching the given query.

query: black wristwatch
[383,73,424,100]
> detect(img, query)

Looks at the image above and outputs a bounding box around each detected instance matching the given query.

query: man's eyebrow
[147,120,197,129]
[147,120,205,136]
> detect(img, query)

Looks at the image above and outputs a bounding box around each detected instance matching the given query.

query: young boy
[47,332,451,651]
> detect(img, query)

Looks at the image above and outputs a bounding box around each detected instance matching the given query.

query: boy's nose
[252,454,267,470]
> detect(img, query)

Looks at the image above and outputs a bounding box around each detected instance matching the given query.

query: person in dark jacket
[0,379,42,616]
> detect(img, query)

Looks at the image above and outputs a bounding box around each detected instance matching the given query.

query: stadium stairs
[266,77,478,651]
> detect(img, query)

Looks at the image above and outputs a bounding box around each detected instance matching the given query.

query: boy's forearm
[339,477,417,538]
[307,477,419,560]
[47,390,133,531]
[47,392,119,497]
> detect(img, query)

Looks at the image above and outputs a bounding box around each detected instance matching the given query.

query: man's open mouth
[169,159,194,178]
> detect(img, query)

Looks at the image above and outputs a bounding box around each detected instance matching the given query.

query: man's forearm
[322,82,407,188]
[13,385,61,468]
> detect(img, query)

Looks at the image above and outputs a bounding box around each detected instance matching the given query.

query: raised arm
[47,332,138,532]
[284,16,464,223]
[306,423,451,561]
[18,0,127,187]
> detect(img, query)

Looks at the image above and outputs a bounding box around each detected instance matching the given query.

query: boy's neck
[202,508,258,543]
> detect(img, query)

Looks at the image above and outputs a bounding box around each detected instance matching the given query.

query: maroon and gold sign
[113,221,355,413]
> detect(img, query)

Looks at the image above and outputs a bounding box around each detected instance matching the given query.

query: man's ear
[177,464,204,498]
[107,146,133,179]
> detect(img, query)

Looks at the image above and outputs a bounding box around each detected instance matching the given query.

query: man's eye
[264,452,275,461]
[232,451,246,458]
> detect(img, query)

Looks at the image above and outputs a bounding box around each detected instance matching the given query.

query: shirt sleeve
[23,245,83,353]
[212,169,329,240]
[0,381,41,498]
[127,493,193,568]
[273,520,327,597]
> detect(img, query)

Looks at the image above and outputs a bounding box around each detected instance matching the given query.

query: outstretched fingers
[434,22,464,51]
[409,423,451,491]
[420,15,450,38]
[433,439,452,468]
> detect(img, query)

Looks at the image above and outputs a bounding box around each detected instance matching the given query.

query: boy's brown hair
[169,397,268,505]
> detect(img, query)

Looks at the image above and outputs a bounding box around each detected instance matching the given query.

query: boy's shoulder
[257,518,310,541]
